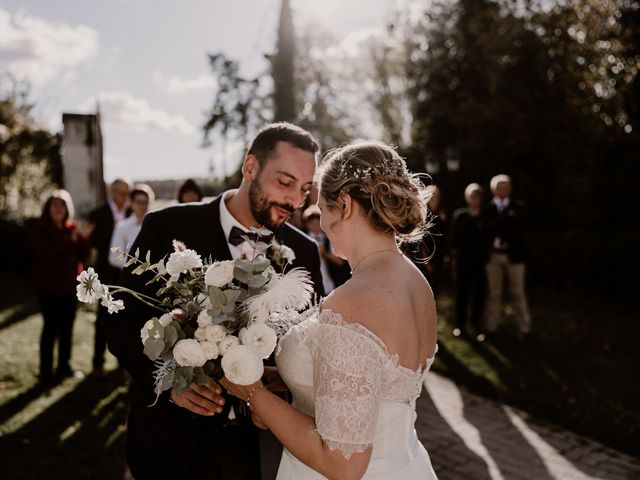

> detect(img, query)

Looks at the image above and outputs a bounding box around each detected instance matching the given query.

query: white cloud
[78,91,196,135]
[0,8,99,84]
[152,71,217,93]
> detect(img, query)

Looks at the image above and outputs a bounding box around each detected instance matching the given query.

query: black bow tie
[228,226,274,246]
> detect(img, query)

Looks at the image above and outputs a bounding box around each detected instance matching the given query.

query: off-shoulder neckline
[317,308,438,376]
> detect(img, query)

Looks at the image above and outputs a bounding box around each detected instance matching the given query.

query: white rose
[221,345,264,385]
[241,323,277,359]
[205,324,227,343]
[194,327,207,342]
[197,309,213,328]
[172,339,207,367]
[200,341,220,360]
[218,335,240,355]
[165,249,203,281]
[204,260,236,287]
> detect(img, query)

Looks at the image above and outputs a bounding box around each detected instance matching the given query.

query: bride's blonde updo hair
[318,141,432,243]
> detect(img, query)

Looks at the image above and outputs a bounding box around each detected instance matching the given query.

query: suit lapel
[204,196,233,262]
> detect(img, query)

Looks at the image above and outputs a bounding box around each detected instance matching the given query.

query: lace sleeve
[308,312,385,459]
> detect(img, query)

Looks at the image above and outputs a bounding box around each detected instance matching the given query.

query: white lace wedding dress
[274,308,438,479]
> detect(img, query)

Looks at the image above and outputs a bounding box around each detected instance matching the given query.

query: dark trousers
[92,304,109,369]
[455,262,486,332]
[36,290,77,378]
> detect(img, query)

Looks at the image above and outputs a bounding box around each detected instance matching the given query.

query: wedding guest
[176,178,204,203]
[108,184,155,269]
[107,123,324,480]
[450,183,488,338]
[483,174,531,338]
[89,178,131,378]
[31,190,92,384]
[303,204,350,293]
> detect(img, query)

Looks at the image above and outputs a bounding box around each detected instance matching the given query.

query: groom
[107,122,324,480]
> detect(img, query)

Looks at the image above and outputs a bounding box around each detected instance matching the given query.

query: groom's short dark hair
[247,122,319,165]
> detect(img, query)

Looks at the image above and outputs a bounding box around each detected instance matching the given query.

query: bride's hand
[219,377,262,403]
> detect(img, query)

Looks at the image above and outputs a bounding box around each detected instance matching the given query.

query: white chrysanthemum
[100,291,125,314]
[221,345,264,385]
[200,341,220,360]
[173,339,207,367]
[204,260,236,287]
[165,248,203,281]
[76,268,105,303]
[218,335,240,355]
[242,268,313,323]
[205,324,227,343]
[241,323,277,359]
[197,309,213,328]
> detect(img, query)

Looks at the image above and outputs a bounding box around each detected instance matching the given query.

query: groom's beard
[249,178,296,231]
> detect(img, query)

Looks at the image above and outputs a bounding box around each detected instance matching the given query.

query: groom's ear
[242,155,260,180]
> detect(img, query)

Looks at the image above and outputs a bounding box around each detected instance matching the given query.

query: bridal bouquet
[76,228,313,402]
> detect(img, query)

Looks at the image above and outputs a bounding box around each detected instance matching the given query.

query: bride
[222,141,439,479]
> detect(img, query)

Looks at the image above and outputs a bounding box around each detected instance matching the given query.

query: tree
[0,76,62,219]
[202,53,269,179]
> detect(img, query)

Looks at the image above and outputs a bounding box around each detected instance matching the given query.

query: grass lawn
[0,273,129,480]
[1,273,638,479]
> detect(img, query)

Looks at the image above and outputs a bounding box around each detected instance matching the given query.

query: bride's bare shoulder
[321,279,393,330]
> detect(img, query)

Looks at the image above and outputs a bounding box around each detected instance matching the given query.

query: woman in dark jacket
[31,190,92,383]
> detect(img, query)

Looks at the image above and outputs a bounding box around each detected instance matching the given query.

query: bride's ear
[340,193,354,221]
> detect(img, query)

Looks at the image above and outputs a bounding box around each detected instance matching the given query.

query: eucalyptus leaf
[160,371,175,392]
[248,275,268,289]
[124,256,138,268]
[174,375,188,393]
[233,267,250,284]
[163,324,178,348]
[252,257,271,271]
[235,259,254,273]
[255,241,270,252]
[193,367,209,386]
[208,286,225,306]
[131,262,151,275]
[145,250,151,263]
[143,339,164,360]
[177,366,194,385]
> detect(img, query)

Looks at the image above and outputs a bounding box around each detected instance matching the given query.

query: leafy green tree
[0,76,62,219]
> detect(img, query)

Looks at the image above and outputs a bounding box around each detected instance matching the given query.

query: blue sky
[0,0,394,182]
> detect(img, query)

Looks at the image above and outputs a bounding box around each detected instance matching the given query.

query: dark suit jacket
[483,199,527,263]
[106,196,324,480]
[88,203,131,284]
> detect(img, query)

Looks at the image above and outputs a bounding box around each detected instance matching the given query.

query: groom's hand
[170,379,225,416]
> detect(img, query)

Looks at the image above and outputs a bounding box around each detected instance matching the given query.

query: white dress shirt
[492,197,511,249]
[108,215,143,268]
[219,189,259,260]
